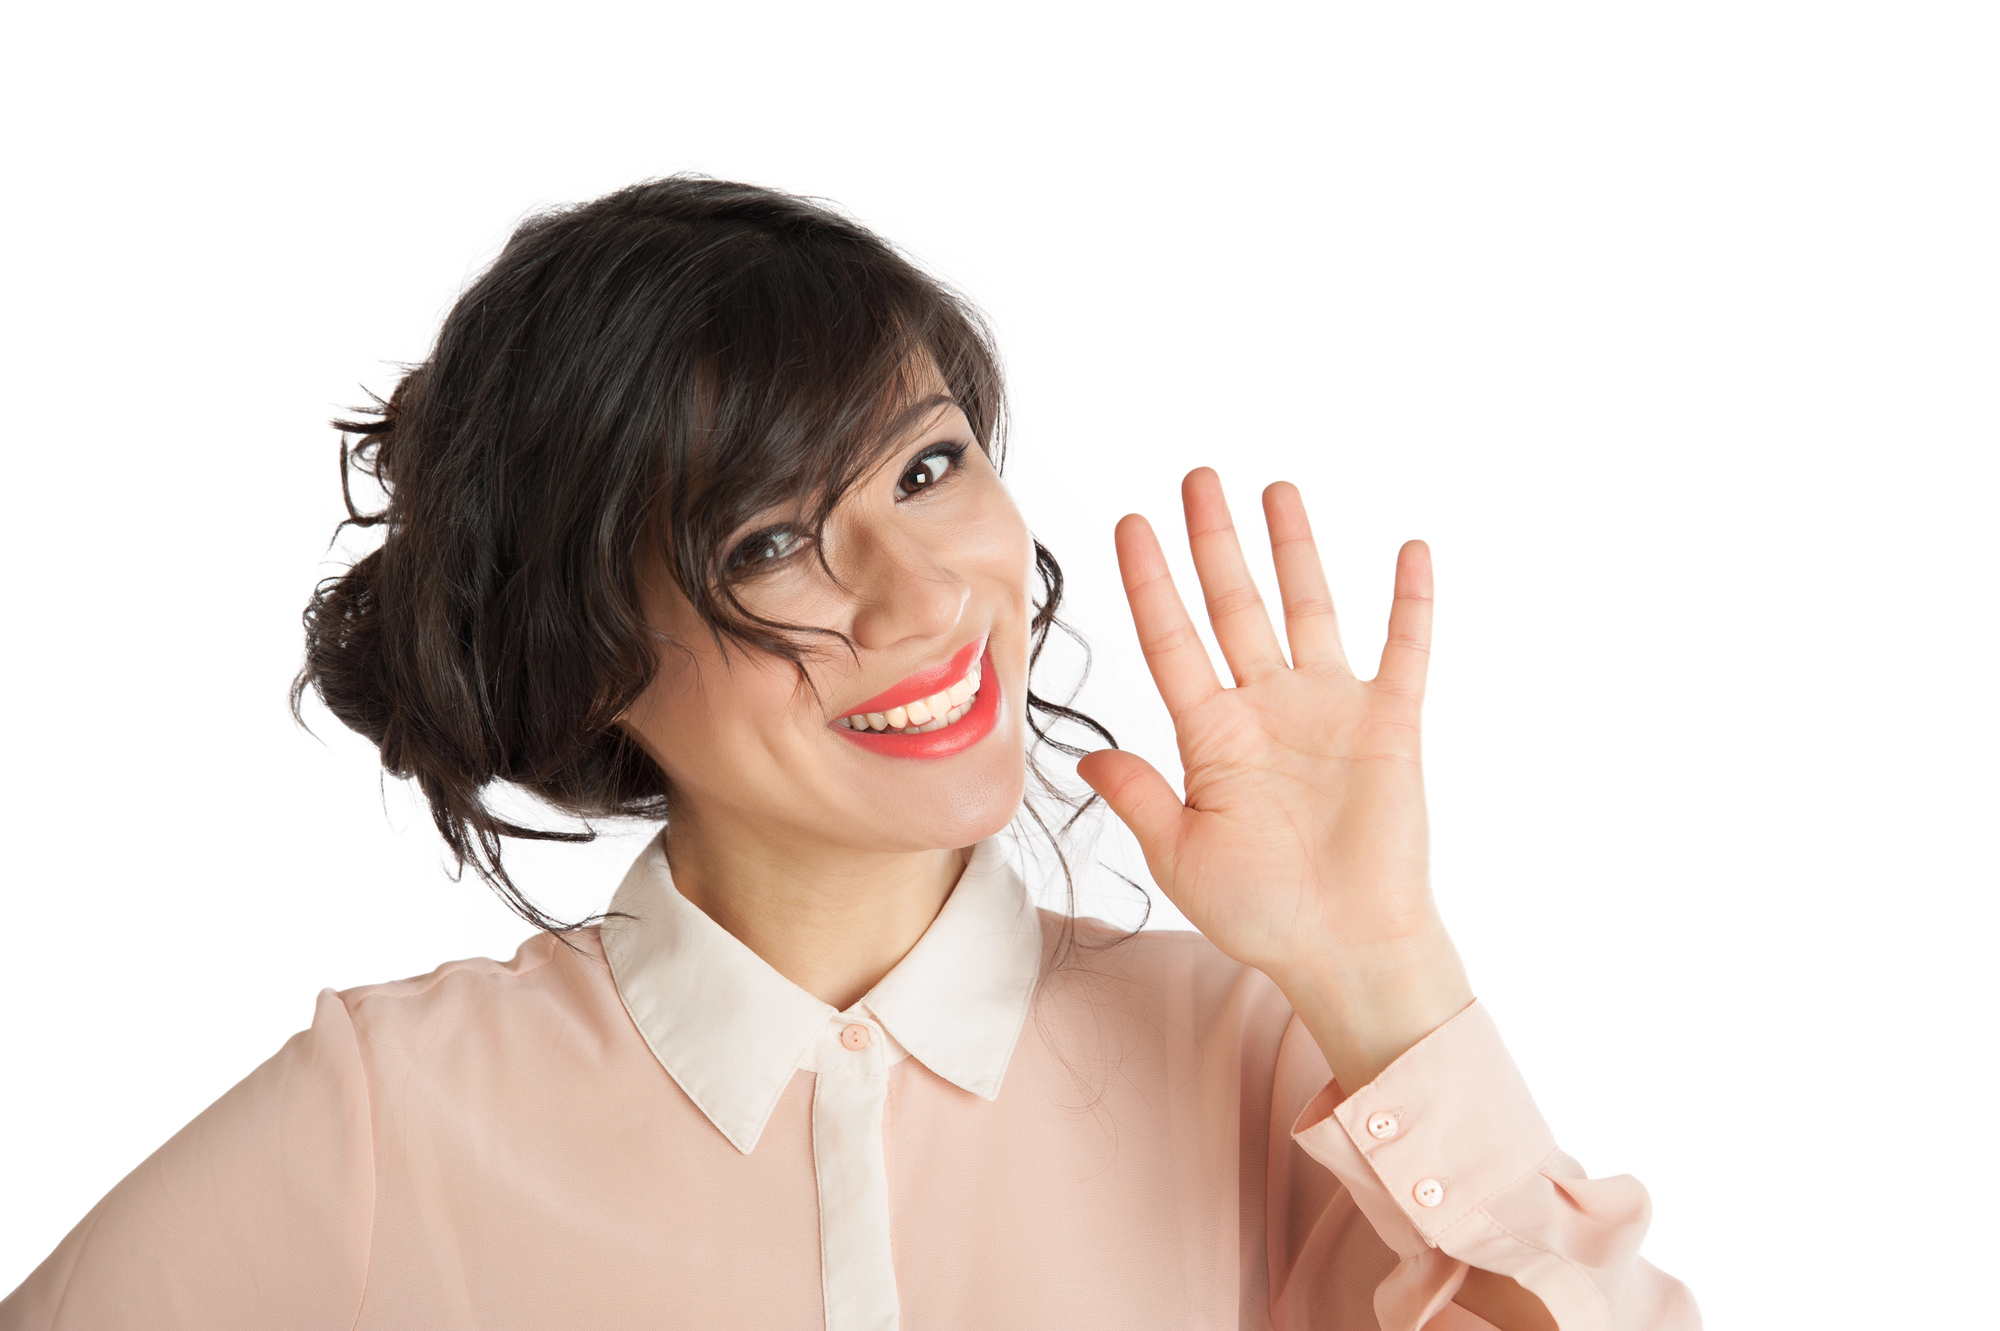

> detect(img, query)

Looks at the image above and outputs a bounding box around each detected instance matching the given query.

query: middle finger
[1181,467,1289,685]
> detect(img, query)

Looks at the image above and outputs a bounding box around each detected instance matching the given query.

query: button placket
[808,1014,905,1083]
[811,1057,897,1330]
[808,1011,900,1329]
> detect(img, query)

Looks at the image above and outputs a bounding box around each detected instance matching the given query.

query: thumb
[1076,749,1186,873]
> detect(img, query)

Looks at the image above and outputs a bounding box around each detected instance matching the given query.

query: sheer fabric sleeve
[0,988,375,1330]
[1266,1001,1699,1331]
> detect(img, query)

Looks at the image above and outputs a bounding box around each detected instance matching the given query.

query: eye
[897,444,964,498]
[725,525,813,575]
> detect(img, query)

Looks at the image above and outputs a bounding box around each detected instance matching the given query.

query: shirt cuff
[1289,999,1557,1256]
[1288,1000,1699,1330]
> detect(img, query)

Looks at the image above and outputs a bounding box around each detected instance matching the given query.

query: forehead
[862,352,963,454]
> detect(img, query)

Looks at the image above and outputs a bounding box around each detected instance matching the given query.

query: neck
[661,803,970,1011]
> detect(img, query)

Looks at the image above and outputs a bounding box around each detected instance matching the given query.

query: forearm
[1275,930,1559,1331]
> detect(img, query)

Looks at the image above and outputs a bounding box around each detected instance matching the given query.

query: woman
[1,179,1695,1330]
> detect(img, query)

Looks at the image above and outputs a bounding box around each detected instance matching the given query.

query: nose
[842,525,968,651]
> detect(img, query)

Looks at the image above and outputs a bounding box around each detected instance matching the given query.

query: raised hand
[1076,468,1473,1092]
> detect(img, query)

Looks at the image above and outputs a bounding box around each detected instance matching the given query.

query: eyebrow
[881,392,962,445]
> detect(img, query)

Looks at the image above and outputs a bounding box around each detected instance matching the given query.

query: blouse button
[840,1022,872,1051]
[1413,1178,1446,1208]
[1366,1111,1399,1140]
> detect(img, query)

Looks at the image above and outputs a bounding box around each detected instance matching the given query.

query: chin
[842,747,1027,855]
[917,760,1029,853]
[828,663,1032,852]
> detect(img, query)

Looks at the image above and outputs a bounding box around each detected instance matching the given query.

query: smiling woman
[284,182,1085,948]
[617,389,1034,898]
[0,178,1696,1331]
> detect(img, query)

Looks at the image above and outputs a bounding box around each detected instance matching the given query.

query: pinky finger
[1376,540,1433,700]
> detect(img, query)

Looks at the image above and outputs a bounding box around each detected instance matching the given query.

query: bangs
[655,225,1004,664]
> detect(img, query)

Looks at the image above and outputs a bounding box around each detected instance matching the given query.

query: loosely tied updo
[295,177,1111,933]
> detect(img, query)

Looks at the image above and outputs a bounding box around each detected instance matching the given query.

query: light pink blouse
[1,839,1697,1330]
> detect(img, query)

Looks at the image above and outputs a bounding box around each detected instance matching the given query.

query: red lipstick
[833,643,999,760]
[844,635,986,717]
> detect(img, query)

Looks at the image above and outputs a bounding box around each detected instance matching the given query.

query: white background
[2,3,1994,1324]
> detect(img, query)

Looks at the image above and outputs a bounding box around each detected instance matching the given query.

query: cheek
[956,492,1035,606]
[630,647,808,785]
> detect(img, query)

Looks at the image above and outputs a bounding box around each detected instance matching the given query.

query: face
[617,394,1035,858]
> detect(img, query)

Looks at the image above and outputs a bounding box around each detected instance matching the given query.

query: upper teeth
[836,660,983,735]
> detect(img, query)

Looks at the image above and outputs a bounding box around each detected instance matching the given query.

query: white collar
[600,836,1044,1154]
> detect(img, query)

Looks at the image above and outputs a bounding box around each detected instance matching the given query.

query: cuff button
[1366,1111,1399,1140]
[1413,1178,1445,1208]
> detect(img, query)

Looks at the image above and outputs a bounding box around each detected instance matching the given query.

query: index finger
[1112,512,1224,719]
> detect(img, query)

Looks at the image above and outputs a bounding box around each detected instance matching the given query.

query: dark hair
[294,176,1120,934]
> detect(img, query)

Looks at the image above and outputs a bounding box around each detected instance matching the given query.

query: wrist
[1272,927,1474,1093]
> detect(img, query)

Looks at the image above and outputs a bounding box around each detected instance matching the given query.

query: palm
[1077,469,1440,982]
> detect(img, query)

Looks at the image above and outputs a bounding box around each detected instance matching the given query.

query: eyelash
[897,441,968,499]
[723,441,972,578]
[723,525,813,577]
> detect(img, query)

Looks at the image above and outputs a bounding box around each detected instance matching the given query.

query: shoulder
[1032,908,1294,1031]
[338,926,602,1002]
[334,928,627,1058]
[1036,907,1264,979]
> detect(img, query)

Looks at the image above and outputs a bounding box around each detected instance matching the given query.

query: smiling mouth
[834,655,984,735]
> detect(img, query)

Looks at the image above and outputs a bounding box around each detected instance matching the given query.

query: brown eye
[897,448,959,498]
